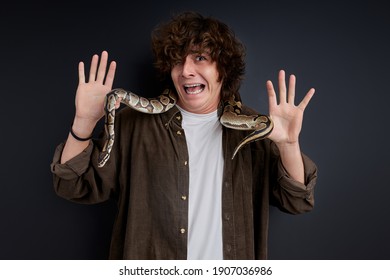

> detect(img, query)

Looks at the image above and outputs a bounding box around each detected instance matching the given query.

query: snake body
[97,88,176,167]
[97,88,273,167]
[220,95,274,159]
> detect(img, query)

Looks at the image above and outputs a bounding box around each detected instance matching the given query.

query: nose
[181,56,195,78]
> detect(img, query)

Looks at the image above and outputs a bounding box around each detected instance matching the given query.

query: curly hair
[151,11,246,101]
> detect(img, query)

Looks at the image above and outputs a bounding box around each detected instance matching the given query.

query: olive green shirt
[51,105,317,260]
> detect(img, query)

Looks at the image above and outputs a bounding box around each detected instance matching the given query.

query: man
[51,11,317,259]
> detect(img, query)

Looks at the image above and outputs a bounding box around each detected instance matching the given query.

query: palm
[75,51,117,122]
[266,70,315,145]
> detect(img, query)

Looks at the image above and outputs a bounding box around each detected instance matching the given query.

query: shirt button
[176,130,182,135]
[180,228,186,234]
[176,116,181,121]
[224,213,231,220]
[181,195,187,201]
[184,161,188,166]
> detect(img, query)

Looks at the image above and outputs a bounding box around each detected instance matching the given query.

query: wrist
[275,141,301,155]
[71,117,97,139]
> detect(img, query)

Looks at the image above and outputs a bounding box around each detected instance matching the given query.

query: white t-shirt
[177,105,224,260]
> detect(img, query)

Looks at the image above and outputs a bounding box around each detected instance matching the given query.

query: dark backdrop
[1,0,389,259]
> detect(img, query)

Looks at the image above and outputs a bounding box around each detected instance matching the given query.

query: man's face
[171,51,222,114]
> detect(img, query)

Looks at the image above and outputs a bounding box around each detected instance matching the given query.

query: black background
[1,0,389,259]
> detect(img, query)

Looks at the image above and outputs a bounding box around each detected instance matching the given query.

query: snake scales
[97,88,273,167]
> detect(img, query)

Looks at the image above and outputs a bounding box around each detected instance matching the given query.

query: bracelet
[70,125,93,141]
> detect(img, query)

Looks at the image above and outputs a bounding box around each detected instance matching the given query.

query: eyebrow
[188,48,211,55]
[188,51,211,58]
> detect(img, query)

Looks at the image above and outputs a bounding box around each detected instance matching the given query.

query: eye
[195,55,207,61]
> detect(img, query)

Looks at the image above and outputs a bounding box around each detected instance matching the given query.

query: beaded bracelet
[70,125,93,141]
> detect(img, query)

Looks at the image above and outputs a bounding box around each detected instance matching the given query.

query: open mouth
[183,83,205,95]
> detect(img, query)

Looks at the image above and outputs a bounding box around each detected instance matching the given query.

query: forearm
[276,142,305,184]
[60,117,98,163]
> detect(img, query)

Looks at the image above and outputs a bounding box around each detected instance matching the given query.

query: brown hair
[151,11,246,101]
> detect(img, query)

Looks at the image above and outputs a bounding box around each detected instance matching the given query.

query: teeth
[183,83,204,94]
[184,83,202,88]
[187,88,203,94]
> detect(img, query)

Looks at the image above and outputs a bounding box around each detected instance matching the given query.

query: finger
[96,50,108,83]
[78,61,85,84]
[278,69,287,103]
[115,97,122,109]
[298,88,315,111]
[287,74,296,104]
[266,80,277,109]
[104,61,117,88]
[88,54,99,82]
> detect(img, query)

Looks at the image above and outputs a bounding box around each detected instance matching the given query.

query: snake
[97,88,273,167]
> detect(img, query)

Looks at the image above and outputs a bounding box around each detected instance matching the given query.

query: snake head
[231,117,274,160]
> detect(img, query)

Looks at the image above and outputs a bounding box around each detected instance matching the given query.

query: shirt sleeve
[50,140,118,204]
[51,141,93,179]
[271,144,318,214]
